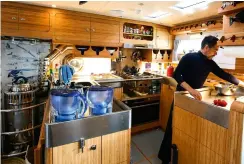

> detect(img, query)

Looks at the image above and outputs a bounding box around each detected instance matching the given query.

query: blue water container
[86,86,114,116]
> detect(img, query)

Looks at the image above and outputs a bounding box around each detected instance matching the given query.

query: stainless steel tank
[1,84,46,158]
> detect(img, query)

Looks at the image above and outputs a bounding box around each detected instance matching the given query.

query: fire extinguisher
[167,64,174,77]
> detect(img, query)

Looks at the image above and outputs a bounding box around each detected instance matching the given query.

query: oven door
[123,97,160,126]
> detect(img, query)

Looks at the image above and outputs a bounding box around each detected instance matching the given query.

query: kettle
[167,65,174,77]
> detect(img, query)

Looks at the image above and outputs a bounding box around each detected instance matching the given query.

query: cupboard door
[156,28,170,49]
[18,9,50,32]
[159,84,175,130]
[54,13,91,44]
[114,88,123,100]
[52,136,101,164]
[1,6,18,31]
[91,18,120,44]
[102,130,131,164]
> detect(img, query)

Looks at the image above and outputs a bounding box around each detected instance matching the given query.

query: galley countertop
[174,87,244,128]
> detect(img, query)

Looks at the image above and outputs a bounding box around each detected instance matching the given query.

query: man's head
[201,35,219,59]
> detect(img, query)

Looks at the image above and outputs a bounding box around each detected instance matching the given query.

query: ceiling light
[144,11,171,19]
[170,1,212,12]
[110,10,124,17]
[135,9,142,15]
[51,4,56,8]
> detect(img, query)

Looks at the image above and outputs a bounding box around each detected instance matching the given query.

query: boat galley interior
[1,1,244,164]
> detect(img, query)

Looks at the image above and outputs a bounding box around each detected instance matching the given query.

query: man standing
[158,35,244,164]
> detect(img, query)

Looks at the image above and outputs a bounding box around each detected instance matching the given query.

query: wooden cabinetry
[53,15,120,46]
[91,18,120,45]
[102,130,130,164]
[114,87,123,100]
[2,2,172,47]
[155,27,172,49]
[159,84,175,130]
[46,130,130,164]
[122,22,154,41]
[53,13,91,45]
[172,106,228,164]
[1,5,51,39]
[1,6,19,30]
[18,9,50,32]
[52,137,101,164]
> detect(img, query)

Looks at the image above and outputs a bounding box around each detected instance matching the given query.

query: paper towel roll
[221,46,244,58]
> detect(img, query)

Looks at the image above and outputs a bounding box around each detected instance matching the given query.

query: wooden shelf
[123,33,153,37]
[122,93,160,101]
[218,2,244,15]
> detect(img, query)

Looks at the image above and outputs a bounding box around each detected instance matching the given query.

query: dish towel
[59,65,74,85]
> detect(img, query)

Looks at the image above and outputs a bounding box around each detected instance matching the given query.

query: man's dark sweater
[173,51,239,91]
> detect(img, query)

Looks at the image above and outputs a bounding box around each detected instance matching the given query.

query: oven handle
[130,102,160,109]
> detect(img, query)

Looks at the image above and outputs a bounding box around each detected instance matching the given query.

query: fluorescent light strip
[174,1,206,9]
[144,12,171,19]
[171,1,211,11]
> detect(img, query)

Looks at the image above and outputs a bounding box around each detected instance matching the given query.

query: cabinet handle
[80,138,85,153]
[90,145,96,150]
[20,18,25,21]
[91,28,95,32]
[11,17,16,20]
[86,28,90,32]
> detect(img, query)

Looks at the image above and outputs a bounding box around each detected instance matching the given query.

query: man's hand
[238,81,244,88]
[189,88,202,100]
[181,81,202,100]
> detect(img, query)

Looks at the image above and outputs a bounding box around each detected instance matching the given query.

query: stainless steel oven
[122,97,160,126]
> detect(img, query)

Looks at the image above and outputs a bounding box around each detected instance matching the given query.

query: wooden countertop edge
[230,100,244,113]
[34,98,50,164]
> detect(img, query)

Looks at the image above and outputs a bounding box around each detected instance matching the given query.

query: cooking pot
[214,83,237,96]
[9,83,31,92]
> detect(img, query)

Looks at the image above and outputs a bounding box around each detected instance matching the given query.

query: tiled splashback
[1,40,51,93]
